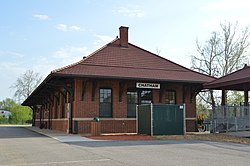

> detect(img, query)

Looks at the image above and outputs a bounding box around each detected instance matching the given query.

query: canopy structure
[204,65,250,105]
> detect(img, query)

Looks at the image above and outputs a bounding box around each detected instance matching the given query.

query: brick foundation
[76,119,136,134]
[186,120,196,132]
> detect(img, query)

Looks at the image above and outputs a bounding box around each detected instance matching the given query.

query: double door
[139,90,152,104]
[127,89,152,117]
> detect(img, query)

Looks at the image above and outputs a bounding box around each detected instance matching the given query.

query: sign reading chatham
[136,82,160,89]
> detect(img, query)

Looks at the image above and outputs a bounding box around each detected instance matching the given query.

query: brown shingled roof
[204,65,250,90]
[52,39,214,83]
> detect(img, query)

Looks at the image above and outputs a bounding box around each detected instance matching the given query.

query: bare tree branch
[10,70,42,103]
[191,21,250,109]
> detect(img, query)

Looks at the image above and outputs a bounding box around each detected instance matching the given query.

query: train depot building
[22,26,214,134]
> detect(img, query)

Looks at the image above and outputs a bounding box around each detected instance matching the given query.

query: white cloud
[0,46,89,100]
[94,34,114,48]
[201,16,250,35]
[112,6,145,18]
[33,14,50,20]
[32,57,57,77]
[0,61,27,100]
[70,25,81,31]
[0,62,26,74]
[0,50,24,58]
[56,24,67,31]
[56,24,82,32]
[52,46,90,65]
[29,46,91,79]
[202,0,250,11]
[53,46,88,58]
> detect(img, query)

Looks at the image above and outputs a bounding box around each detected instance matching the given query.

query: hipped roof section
[22,36,215,106]
[204,65,250,90]
[51,38,214,83]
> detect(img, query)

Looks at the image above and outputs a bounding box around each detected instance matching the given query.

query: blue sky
[1,0,250,101]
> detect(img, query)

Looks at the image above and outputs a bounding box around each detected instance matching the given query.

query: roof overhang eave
[21,73,56,106]
[52,73,212,84]
[22,73,213,106]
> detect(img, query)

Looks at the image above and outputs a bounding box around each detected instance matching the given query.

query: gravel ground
[86,134,155,140]
[156,133,250,145]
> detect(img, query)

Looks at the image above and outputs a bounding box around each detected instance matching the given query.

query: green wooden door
[153,105,184,135]
[137,105,152,135]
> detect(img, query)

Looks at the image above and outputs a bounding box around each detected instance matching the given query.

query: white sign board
[136,82,160,89]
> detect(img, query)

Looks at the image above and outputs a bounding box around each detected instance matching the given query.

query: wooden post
[244,90,249,106]
[221,90,226,106]
[221,90,226,117]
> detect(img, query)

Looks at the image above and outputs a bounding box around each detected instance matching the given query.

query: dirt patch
[86,133,250,144]
[156,133,250,145]
[86,134,155,140]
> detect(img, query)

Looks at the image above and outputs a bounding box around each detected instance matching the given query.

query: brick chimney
[119,26,129,48]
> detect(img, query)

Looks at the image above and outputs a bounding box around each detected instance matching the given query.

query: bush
[0,116,9,124]
[0,98,32,125]
[9,105,32,125]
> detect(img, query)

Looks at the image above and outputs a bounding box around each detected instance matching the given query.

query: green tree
[0,98,17,110]
[0,98,32,124]
[227,91,244,106]
[9,105,32,124]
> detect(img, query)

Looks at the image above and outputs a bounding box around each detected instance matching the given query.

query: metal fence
[211,105,250,133]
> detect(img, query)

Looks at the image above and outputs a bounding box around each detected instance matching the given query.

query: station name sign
[136,82,160,89]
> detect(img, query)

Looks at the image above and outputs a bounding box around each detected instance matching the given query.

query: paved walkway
[25,126,99,142]
[26,126,250,143]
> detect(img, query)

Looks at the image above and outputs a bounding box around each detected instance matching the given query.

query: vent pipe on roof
[119,26,129,48]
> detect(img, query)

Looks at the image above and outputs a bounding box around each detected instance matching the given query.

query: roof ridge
[51,38,119,74]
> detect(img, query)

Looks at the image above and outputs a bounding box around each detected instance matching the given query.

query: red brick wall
[152,89,160,104]
[36,78,199,134]
[100,120,136,133]
[35,119,68,132]
[183,85,197,132]
[186,120,196,132]
[51,120,68,132]
[74,79,129,118]
[76,119,136,134]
